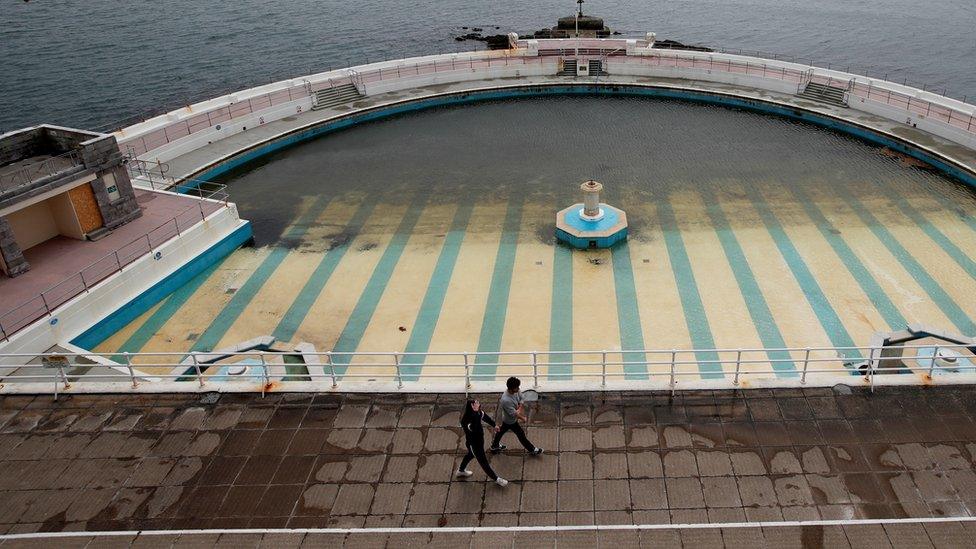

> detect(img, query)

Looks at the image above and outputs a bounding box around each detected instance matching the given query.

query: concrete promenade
[3,386,976,546]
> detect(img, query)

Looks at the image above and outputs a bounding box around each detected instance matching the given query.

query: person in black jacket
[457,399,509,486]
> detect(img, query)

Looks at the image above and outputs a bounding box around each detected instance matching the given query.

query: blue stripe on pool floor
[331,193,430,374]
[882,185,976,283]
[656,200,724,379]
[929,193,976,235]
[611,242,649,380]
[835,187,975,335]
[745,187,860,359]
[272,197,379,343]
[113,257,226,358]
[789,186,907,332]
[400,199,475,381]
[190,195,335,353]
[473,195,524,381]
[703,196,796,377]
[548,243,574,381]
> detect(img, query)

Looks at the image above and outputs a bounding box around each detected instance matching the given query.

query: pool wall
[187,84,976,189]
[115,40,976,184]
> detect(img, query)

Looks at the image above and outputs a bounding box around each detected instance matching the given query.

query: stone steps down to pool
[312,83,363,111]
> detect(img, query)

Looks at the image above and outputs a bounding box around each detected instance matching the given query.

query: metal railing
[603,52,976,134]
[120,83,316,157]
[112,45,976,165]
[125,157,170,189]
[0,150,84,194]
[0,185,229,342]
[1,343,973,394]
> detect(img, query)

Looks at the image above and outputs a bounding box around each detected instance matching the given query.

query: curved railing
[113,39,976,165]
[1,342,974,394]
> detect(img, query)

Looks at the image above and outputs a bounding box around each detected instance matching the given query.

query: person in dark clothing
[458,399,509,486]
[490,377,543,455]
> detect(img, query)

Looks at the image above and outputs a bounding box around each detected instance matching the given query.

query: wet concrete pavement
[3,520,976,547]
[3,386,976,544]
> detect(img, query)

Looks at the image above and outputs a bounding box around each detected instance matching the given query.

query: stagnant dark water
[210,96,976,246]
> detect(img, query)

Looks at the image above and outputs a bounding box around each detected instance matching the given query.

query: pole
[394,354,403,389]
[326,352,337,388]
[191,353,204,388]
[124,352,137,388]
[575,0,580,58]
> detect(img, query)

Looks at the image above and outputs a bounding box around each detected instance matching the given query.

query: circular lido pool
[96,95,976,385]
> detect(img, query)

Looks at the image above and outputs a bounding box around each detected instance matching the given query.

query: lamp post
[575,0,582,58]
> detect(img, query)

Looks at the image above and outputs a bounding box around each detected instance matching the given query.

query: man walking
[490,377,543,455]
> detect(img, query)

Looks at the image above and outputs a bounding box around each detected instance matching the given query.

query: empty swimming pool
[92,96,976,382]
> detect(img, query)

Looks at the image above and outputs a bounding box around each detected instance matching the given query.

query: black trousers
[491,421,535,451]
[459,441,497,480]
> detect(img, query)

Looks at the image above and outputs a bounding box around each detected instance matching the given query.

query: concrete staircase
[799,81,848,107]
[311,83,362,110]
[557,59,578,76]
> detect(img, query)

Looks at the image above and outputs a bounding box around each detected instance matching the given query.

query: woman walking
[457,399,508,486]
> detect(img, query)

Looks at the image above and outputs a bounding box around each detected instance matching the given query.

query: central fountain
[555,180,628,248]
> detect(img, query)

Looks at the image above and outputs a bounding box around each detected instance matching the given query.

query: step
[557,59,578,76]
[587,60,608,75]
[799,83,848,107]
[312,84,362,110]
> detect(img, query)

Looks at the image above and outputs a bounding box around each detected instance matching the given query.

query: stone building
[0,125,141,277]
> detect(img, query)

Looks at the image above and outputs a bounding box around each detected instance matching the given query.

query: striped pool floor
[94,179,976,382]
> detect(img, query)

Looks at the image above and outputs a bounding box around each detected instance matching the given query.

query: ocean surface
[1,0,975,133]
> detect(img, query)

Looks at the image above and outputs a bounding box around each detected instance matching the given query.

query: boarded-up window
[69,183,104,234]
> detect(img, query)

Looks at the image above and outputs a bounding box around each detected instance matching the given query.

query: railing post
[57,359,69,391]
[260,352,270,396]
[532,352,538,388]
[393,354,403,389]
[801,348,811,384]
[601,350,607,387]
[867,347,876,393]
[669,350,677,395]
[733,350,742,385]
[325,351,337,388]
[191,352,204,388]
[124,352,137,388]
[927,345,939,378]
[40,293,52,316]
[464,353,471,390]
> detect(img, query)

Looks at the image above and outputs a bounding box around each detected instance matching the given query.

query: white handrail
[1,342,973,393]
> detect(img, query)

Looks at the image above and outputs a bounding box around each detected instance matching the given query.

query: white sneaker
[456,469,473,478]
[495,477,509,487]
